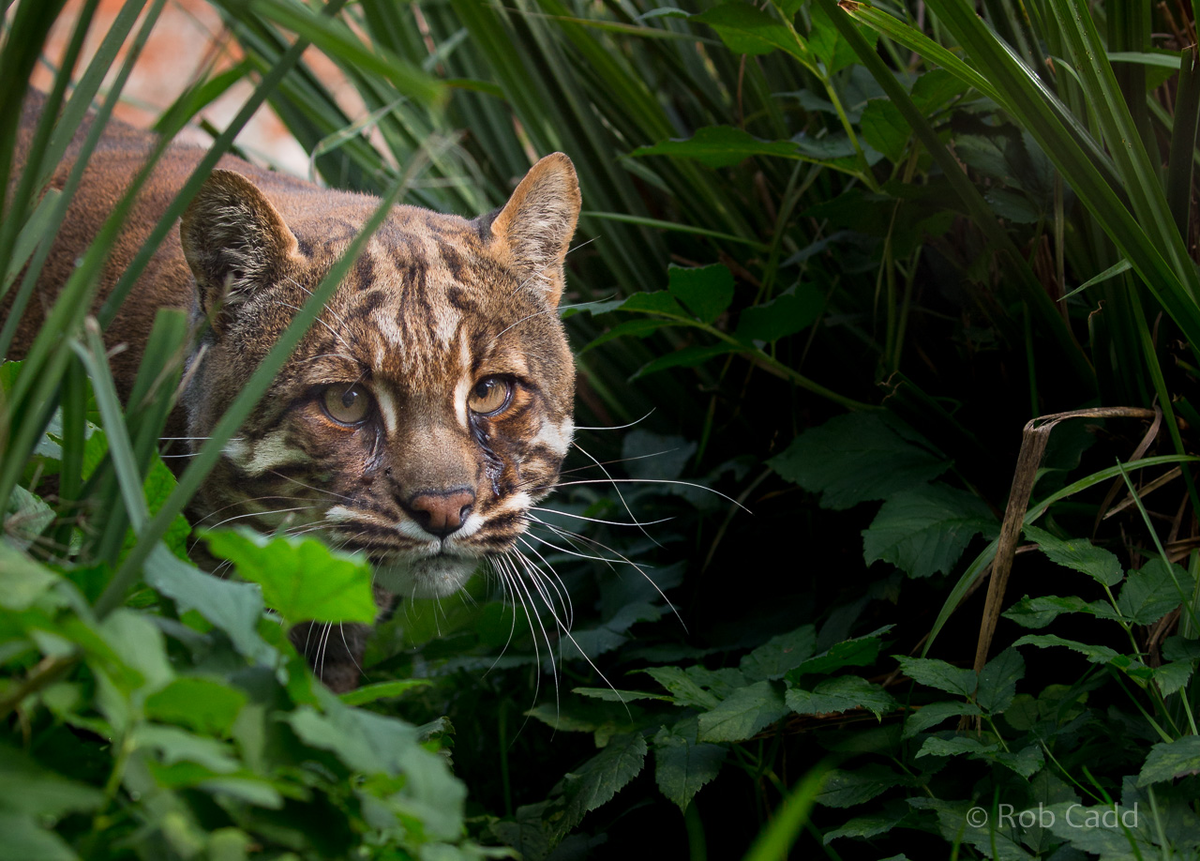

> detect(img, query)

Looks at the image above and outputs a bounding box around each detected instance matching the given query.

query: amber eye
[468,376,512,416]
[321,383,372,425]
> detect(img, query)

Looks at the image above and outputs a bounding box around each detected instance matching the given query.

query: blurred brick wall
[30,0,323,176]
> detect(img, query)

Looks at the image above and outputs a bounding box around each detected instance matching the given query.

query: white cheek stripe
[224,430,309,476]
[533,417,574,457]
[453,375,471,429]
[375,386,399,435]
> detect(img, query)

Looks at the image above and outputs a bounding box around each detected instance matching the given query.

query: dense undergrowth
[2,0,1199,858]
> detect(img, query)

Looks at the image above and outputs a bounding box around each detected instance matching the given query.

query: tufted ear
[487,153,580,308]
[180,169,300,325]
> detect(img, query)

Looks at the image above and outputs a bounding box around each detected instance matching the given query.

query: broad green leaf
[1026,525,1124,588]
[691,4,806,62]
[768,412,949,510]
[144,678,247,735]
[667,263,734,324]
[734,283,823,343]
[740,625,817,681]
[1137,735,1200,785]
[632,343,739,379]
[862,484,996,578]
[1116,558,1195,624]
[902,701,981,739]
[788,626,891,679]
[653,719,726,812]
[807,1,875,74]
[0,811,79,861]
[976,648,1024,713]
[644,665,746,710]
[697,680,788,743]
[1013,634,1122,664]
[553,732,648,840]
[895,656,976,697]
[860,99,909,163]
[339,679,433,707]
[204,528,376,626]
[143,546,277,666]
[0,744,104,816]
[814,764,906,809]
[1153,660,1196,697]
[616,290,686,316]
[0,541,61,610]
[1002,594,1123,628]
[785,675,896,719]
[3,486,54,551]
[632,125,801,169]
[132,724,240,774]
[822,801,913,841]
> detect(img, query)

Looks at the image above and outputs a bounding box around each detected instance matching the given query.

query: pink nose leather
[409,489,475,536]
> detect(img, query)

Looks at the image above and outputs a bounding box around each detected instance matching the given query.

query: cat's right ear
[180,169,299,328]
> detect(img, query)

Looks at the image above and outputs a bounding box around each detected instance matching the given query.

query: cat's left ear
[486,153,580,308]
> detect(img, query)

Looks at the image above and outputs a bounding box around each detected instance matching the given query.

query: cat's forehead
[294,210,553,387]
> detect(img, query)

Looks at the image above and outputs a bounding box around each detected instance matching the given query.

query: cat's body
[5,90,580,691]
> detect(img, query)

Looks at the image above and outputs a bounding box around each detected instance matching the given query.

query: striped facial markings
[223,428,311,477]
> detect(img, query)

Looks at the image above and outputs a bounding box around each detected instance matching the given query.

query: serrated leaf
[632,125,801,169]
[1116,558,1195,624]
[788,627,891,679]
[815,765,905,808]
[1024,526,1124,586]
[643,666,721,709]
[976,648,1024,713]
[895,656,976,697]
[1138,735,1200,785]
[860,99,910,163]
[903,701,981,738]
[1154,661,1196,697]
[734,283,823,343]
[653,719,726,812]
[553,733,648,839]
[205,528,376,626]
[786,675,897,719]
[667,263,734,324]
[740,625,817,681]
[697,680,788,742]
[1002,593,1123,628]
[768,412,948,510]
[1013,634,1122,664]
[863,484,996,578]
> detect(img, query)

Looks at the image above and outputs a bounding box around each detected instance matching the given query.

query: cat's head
[178,155,580,600]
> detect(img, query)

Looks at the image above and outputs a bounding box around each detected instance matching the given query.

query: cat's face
[178,156,579,599]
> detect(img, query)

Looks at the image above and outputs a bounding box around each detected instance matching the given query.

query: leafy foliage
[4,0,1200,858]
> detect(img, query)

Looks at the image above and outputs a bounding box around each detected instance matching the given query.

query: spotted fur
[7,90,580,692]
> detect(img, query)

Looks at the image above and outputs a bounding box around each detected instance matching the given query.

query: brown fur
[5,90,581,692]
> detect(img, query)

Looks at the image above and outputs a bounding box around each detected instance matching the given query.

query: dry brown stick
[972,407,1159,675]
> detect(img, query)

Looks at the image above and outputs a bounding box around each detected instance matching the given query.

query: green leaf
[0,541,62,610]
[4,486,54,551]
[339,679,433,707]
[895,656,976,697]
[616,290,686,316]
[788,627,891,678]
[144,678,247,736]
[632,343,739,379]
[1024,527,1124,586]
[1153,660,1196,697]
[785,676,897,719]
[976,648,1024,713]
[579,318,673,354]
[144,546,277,666]
[132,724,240,774]
[768,412,949,510]
[667,263,734,324]
[1013,634,1122,664]
[1138,735,1200,785]
[1002,594,1123,628]
[1116,558,1195,624]
[204,528,377,625]
[814,764,906,809]
[807,1,876,74]
[862,484,996,578]
[734,283,823,343]
[553,732,648,839]
[902,701,981,739]
[0,811,79,861]
[0,744,104,816]
[632,125,801,169]
[740,625,817,681]
[697,680,788,743]
[653,718,726,812]
[644,666,721,709]
[691,4,806,62]
[860,99,909,163]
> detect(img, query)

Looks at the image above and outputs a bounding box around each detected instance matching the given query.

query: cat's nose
[407,488,476,537]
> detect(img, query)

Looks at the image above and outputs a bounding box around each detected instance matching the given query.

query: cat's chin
[372,554,479,600]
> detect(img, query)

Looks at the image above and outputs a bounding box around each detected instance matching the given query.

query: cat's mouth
[370,550,480,600]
